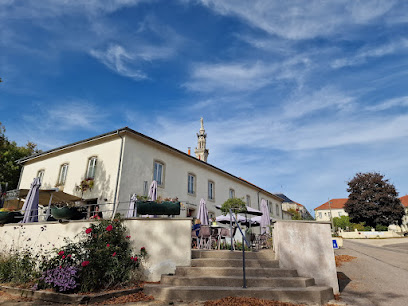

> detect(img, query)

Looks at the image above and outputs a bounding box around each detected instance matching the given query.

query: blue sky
[1,0,408,215]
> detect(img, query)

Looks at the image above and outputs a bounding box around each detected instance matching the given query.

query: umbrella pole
[230,210,233,252]
[45,193,53,221]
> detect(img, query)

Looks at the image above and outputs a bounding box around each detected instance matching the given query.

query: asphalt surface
[335,238,408,306]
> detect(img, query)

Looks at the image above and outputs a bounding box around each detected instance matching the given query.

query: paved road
[335,239,408,306]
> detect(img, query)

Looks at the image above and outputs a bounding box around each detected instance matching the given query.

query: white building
[17,121,284,221]
[275,193,313,220]
[314,198,348,222]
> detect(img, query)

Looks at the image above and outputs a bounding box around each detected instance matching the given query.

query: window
[246,195,251,206]
[338,212,343,217]
[229,188,235,199]
[57,164,69,185]
[153,161,164,186]
[188,173,196,195]
[37,170,45,183]
[208,181,214,200]
[143,181,148,196]
[276,204,280,216]
[87,157,97,179]
[318,212,322,219]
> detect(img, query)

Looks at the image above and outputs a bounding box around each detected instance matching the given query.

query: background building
[275,193,313,220]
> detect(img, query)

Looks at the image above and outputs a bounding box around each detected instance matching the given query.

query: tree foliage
[0,122,41,190]
[344,172,404,227]
[220,197,247,215]
[287,208,302,220]
[333,215,352,230]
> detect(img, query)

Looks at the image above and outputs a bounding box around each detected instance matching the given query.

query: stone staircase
[144,250,334,305]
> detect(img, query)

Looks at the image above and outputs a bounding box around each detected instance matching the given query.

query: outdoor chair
[198,225,211,249]
[257,233,271,250]
[191,229,199,249]
[218,227,237,250]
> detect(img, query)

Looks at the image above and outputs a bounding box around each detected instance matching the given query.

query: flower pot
[0,211,13,224]
[136,201,181,216]
[51,206,78,220]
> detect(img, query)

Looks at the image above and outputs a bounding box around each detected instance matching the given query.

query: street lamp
[328,198,334,233]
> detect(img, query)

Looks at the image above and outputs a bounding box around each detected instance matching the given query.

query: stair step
[191,258,279,268]
[144,284,334,305]
[175,267,297,277]
[160,275,315,288]
[192,250,275,260]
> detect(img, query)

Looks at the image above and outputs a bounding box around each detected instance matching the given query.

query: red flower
[58,251,64,256]
[126,236,131,239]
[68,254,72,258]
[81,261,90,267]
[62,255,66,259]
[112,252,117,257]
[106,244,110,247]
[85,228,92,234]
[133,256,138,262]
[141,247,145,251]
[130,256,134,260]
[106,225,113,232]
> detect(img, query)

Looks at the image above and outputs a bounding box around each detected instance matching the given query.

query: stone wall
[0,218,192,281]
[273,220,339,294]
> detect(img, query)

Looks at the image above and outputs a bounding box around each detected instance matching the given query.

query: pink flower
[68,254,72,258]
[106,244,110,247]
[85,228,92,234]
[58,251,64,256]
[81,261,90,267]
[106,225,113,232]
[62,255,66,259]
[112,252,117,257]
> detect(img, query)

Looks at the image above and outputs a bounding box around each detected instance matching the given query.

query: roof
[17,127,284,202]
[314,198,348,211]
[274,193,295,203]
[400,195,408,208]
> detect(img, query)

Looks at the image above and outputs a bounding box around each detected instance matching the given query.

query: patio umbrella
[196,198,209,225]
[126,193,138,218]
[216,213,246,224]
[148,181,157,201]
[260,199,271,234]
[215,204,262,216]
[21,177,41,223]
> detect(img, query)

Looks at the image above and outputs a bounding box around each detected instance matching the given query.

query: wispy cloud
[366,96,408,111]
[195,0,398,40]
[332,39,408,68]
[90,45,148,80]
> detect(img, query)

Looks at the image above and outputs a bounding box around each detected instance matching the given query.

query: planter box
[0,211,13,224]
[136,201,181,216]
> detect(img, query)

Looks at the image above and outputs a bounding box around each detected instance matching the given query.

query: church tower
[194,117,209,162]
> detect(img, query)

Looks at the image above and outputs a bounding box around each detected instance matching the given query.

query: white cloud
[332,39,408,68]
[195,0,398,40]
[366,96,408,111]
[90,45,148,80]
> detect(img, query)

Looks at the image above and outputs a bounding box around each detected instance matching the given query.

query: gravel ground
[335,239,408,306]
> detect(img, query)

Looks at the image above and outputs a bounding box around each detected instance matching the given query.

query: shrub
[0,250,39,286]
[375,224,388,231]
[352,223,366,231]
[37,216,146,293]
[220,198,246,215]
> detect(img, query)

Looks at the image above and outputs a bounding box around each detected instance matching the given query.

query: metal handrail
[229,208,251,288]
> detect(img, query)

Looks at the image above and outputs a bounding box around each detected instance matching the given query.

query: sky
[1,0,408,215]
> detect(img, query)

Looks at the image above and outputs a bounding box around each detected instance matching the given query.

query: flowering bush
[37,216,146,293]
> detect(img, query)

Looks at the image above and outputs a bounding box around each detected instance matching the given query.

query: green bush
[220,198,246,215]
[0,250,39,286]
[333,216,352,230]
[352,223,366,231]
[375,224,388,231]
[38,216,147,293]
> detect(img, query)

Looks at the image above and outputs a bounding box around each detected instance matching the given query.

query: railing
[229,208,251,288]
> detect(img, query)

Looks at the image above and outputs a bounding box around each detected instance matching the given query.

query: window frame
[208,180,215,201]
[37,169,45,183]
[57,163,69,186]
[187,173,196,195]
[276,203,280,216]
[229,188,235,199]
[246,195,251,206]
[86,156,97,179]
[153,160,165,187]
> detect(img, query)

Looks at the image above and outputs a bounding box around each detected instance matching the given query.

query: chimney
[188,147,191,155]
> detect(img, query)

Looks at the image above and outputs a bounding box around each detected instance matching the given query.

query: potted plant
[50,201,84,220]
[0,208,14,224]
[75,178,94,199]
[136,196,181,216]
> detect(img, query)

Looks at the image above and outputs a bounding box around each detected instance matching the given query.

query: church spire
[195,117,209,162]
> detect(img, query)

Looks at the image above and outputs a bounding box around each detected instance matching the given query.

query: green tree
[344,172,404,227]
[220,197,246,215]
[0,122,41,190]
[333,215,352,230]
[287,208,302,220]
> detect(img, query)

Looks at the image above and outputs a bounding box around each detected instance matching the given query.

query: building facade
[314,198,348,222]
[17,124,284,221]
[275,193,313,220]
